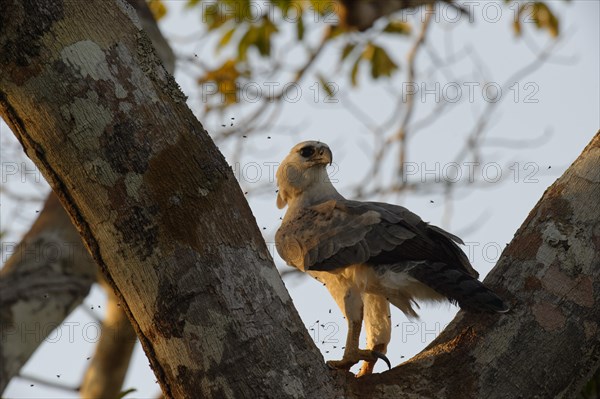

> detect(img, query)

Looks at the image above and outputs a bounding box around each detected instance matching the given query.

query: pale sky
[1,1,598,397]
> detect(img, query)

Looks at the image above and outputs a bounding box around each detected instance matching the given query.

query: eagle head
[276,141,336,209]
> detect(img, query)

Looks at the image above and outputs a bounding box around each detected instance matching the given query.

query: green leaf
[203,3,228,30]
[328,24,347,39]
[264,16,279,37]
[117,388,137,399]
[237,0,253,22]
[217,27,236,51]
[255,16,279,56]
[186,0,201,7]
[350,56,361,86]
[296,15,305,41]
[317,74,334,98]
[348,43,374,86]
[237,26,258,61]
[310,0,334,16]
[370,45,398,79]
[383,20,412,35]
[235,17,279,60]
[362,43,375,60]
[341,43,356,61]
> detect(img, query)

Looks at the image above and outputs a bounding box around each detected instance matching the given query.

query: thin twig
[396,4,434,181]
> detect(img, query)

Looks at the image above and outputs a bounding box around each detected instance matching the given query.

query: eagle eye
[299,146,315,158]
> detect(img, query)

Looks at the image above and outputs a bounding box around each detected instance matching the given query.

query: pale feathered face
[276,141,334,209]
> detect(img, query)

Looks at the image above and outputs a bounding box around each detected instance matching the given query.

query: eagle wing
[275,199,477,277]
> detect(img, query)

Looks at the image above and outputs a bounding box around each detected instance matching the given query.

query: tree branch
[339,0,436,31]
[341,131,600,398]
[0,194,96,392]
[79,279,137,399]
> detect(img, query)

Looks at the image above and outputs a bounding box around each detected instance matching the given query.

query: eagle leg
[356,294,392,377]
[326,321,391,372]
[356,343,389,377]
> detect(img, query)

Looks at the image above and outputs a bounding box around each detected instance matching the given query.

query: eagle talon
[327,349,390,373]
[371,350,392,370]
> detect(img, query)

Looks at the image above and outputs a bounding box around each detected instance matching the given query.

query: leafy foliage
[185,0,404,102]
[346,42,399,87]
[506,0,567,38]
[178,0,566,109]
[197,59,250,111]
[383,20,412,35]
[116,388,137,399]
[148,0,167,21]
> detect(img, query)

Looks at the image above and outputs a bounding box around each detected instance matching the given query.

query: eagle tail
[409,262,509,313]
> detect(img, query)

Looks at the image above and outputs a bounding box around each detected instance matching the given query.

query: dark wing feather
[275,199,413,271]
[275,199,477,277]
[367,202,476,277]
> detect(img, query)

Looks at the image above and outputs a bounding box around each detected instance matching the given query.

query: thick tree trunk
[0,0,174,393]
[0,1,337,398]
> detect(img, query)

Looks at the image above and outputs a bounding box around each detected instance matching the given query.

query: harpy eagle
[275,141,508,377]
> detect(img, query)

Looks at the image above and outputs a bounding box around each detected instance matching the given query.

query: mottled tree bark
[0,0,175,394]
[0,1,337,398]
[77,1,175,397]
[340,132,600,398]
[0,194,96,391]
[125,0,175,74]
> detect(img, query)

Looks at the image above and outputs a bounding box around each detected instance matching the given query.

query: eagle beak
[318,147,333,165]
